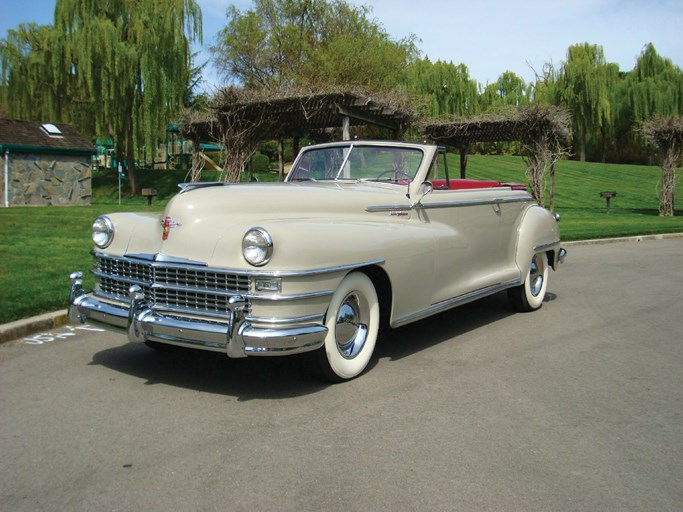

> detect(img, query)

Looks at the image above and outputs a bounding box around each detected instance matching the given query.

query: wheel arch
[355,264,393,330]
[514,205,561,274]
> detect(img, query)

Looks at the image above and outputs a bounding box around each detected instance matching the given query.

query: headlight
[92,216,114,248]
[242,227,273,266]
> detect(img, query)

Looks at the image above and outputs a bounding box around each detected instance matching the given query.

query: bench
[599,191,617,213]
[141,188,158,206]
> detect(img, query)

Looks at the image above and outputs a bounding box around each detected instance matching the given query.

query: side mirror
[412,181,433,208]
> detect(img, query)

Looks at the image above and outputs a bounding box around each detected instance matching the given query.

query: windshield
[288,145,424,183]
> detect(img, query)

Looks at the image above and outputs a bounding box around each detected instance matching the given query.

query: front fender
[235,219,438,327]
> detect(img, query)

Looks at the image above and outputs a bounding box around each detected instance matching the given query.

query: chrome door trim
[366,195,531,213]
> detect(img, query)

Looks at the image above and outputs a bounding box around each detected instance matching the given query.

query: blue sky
[2,0,682,92]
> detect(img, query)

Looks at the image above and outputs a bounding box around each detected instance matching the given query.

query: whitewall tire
[317,272,380,382]
[508,252,549,312]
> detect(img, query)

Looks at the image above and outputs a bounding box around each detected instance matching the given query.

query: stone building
[1,119,95,206]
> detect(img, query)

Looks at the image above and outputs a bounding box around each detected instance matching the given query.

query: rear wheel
[316,272,380,382]
[508,252,548,312]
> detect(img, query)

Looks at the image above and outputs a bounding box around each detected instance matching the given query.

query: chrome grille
[94,255,251,316]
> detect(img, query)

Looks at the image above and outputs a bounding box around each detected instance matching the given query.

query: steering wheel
[290,161,313,181]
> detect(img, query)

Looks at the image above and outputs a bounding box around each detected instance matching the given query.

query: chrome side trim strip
[365,204,411,212]
[246,260,386,278]
[366,195,532,212]
[534,240,561,253]
[251,290,334,301]
[246,313,325,325]
[393,279,522,328]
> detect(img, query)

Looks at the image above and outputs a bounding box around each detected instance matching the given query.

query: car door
[416,186,527,306]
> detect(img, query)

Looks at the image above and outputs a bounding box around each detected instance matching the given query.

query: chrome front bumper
[68,272,327,357]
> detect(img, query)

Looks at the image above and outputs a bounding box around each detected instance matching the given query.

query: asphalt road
[1,239,682,512]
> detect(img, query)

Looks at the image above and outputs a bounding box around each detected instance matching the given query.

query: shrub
[251,152,270,173]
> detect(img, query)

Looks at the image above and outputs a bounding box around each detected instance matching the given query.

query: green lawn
[1,157,681,324]
[462,155,682,240]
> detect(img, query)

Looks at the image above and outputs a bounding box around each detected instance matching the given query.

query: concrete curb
[563,232,683,246]
[0,310,69,344]
[1,233,682,344]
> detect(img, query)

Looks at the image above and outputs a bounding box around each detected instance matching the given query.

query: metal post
[118,162,122,205]
[3,149,9,207]
[342,116,350,141]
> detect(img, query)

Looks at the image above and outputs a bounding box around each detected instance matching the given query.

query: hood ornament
[161,216,182,240]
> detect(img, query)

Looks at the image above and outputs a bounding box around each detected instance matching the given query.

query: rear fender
[514,205,561,273]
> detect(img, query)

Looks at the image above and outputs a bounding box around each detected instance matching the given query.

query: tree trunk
[126,130,138,196]
[578,137,586,162]
[659,146,677,216]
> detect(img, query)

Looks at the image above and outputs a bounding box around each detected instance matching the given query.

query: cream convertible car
[69,141,566,381]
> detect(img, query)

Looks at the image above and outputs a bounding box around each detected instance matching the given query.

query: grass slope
[1,158,681,324]
[463,155,682,240]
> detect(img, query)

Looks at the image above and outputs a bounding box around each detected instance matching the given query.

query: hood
[121,181,407,269]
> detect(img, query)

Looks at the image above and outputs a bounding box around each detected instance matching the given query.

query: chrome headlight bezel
[92,216,114,249]
[242,227,273,267]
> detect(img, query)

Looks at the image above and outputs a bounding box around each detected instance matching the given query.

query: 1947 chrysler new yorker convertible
[69,141,566,381]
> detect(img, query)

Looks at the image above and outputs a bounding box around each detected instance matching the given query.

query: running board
[392,279,522,328]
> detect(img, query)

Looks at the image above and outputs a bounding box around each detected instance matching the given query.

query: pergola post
[459,144,470,179]
[342,116,350,141]
[292,137,300,160]
[278,139,284,182]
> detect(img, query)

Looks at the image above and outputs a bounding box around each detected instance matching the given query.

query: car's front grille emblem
[161,216,182,240]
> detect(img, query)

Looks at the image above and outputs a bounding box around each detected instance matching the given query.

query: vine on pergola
[183,88,271,183]
[181,85,415,183]
[422,106,571,209]
[642,116,683,216]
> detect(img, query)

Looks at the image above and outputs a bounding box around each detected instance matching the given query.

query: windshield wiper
[334,144,354,179]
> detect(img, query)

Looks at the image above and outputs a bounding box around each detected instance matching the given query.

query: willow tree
[555,43,614,162]
[0,0,202,195]
[404,58,479,119]
[0,24,63,122]
[478,71,530,113]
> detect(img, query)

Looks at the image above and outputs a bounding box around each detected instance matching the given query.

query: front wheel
[316,272,380,382]
[508,252,549,312]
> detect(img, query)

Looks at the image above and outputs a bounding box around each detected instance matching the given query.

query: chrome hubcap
[335,293,368,359]
[529,255,544,297]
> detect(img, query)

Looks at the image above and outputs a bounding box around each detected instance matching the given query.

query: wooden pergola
[182,90,415,181]
[423,109,569,178]
[422,106,571,208]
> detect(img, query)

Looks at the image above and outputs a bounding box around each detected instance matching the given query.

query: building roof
[0,119,95,155]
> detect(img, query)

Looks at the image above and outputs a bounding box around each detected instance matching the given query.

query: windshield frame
[287,143,426,185]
